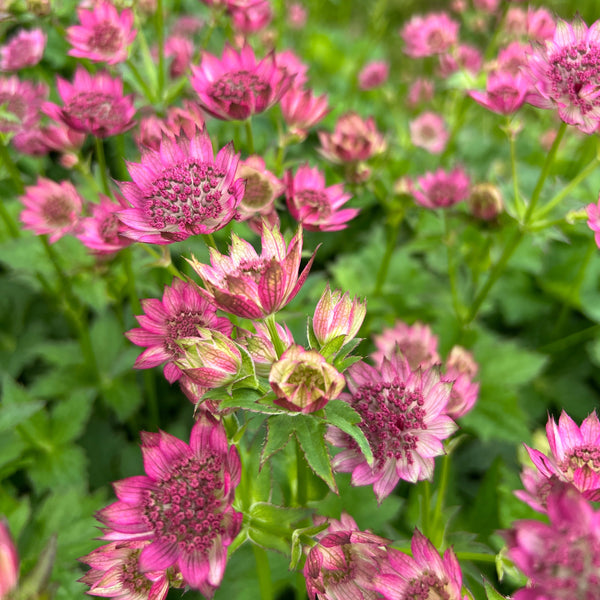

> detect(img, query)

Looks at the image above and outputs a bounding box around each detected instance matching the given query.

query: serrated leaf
[0,378,44,432]
[484,581,508,600]
[261,415,296,465]
[334,354,363,372]
[325,400,373,466]
[294,415,337,492]
[51,390,94,443]
[319,335,346,360]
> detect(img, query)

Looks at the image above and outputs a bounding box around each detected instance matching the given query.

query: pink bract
[469,70,529,115]
[126,279,232,384]
[0,76,47,133]
[442,345,479,419]
[327,356,456,502]
[188,221,317,319]
[43,67,136,138]
[191,44,294,120]
[97,416,242,596]
[409,111,449,154]
[275,49,309,88]
[411,167,471,209]
[400,12,459,58]
[165,35,194,78]
[118,127,244,244]
[66,0,136,65]
[280,86,329,138]
[285,164,358,232]
[358,60,389,90]
[0,28,46,71]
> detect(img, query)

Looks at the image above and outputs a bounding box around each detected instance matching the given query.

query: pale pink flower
[514,467,563,514]
[470,70,528,115]
[0,28,46,71]
[304,513,391,600]
[11,128,49,156]
[504,7,527,37]
[275,49,309,88]
[400,12,459,58]
[165,35,194,78]
[171,15,204,37]
[126,279,232,383]
[358,61,389,90]
[164,102,206,139]
[287,2,307,29]
[411,167,471,209]
[285,164,358,232]
[280,86,329,138]
[20,177,82,242]
[235,155,284,221]
[473,0,499,12]
[230,0,272,34]
[438,43,482,78]
[524,410,600,501]
[43,67,135,138]
[374,530,468,600]
[117,127,244,244]
[328,356,456,501]
[441,346,479,419]
[191,44,294,120]
[587,193,600,248]
[97,416,242,596]
[409,111,449,154]
[497,41,529,77]
[407,77,434,109]
[188,221,317,319]
[527,7,555,42]
[0,76,46,133]
[468,183,504,220]
[372,320,440,371]
[0,518,18,599]
[66,0,136,64]
[79,541,170,600]
[524,16,600,134]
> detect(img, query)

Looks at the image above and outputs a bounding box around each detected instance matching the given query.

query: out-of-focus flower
[287,2,307,29]
[165,35,194,78]
[40,122,86,167]
[527,7,555,42]
[97,416,242,596]
[0,28,46,71]
[497,41,529,77]
[0,518,18,599]
[468,182,503,220]
[235,155,283,221]
[275,49,309,88]
[230,0,272,34]
[328,356,456,501]
[407,77,434,108]
[20,178,82,243]
[11,128,49,156]
[409,111,449,154]
[400,12,459,58]
[587,193,600,248]
[473,0,499,12]
[470,70,528,115]
[66,0,136,64]
[439,43,482,78]
[44,67,135,138]
[191,44,293,120]
[189,222,317,319]
[285,164,358,232]
[171,15,204,37]
[117,127,244,244]
[504,7,527,37]
[411,167,471,209]
[442,345,479,419]
[280,87,329,138]
[358,61,389,90]
[0,76,47,133]
[514,466,563,514]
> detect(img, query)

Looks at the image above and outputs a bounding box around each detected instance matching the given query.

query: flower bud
[468,183,503,220]
[0,518,18,599]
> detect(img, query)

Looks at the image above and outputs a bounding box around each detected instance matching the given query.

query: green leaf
[484,581,508,600]
[294,415,337,492]
[247,502,305,554]
[307,317,319,350]
[51,390,94,443]
[319,335,346,360]
[325,400,373,465]
[101,377,143,422]
[261,415,296,465]
[290,522,329,570]
[0,377,45,432]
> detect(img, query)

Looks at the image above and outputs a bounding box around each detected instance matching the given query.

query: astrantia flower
[0,28,46,71]
[467,183,503,221]
[328,356,456,501]
[280,87,329,138]
[438,43,482,78]
[43,67,135,138]
[230,0,272,34]
[0,518,18,599]
[20,178,83,242]
[527,7,555,42]
[374,530,468,600]
[285,164,358,232]
[409,111,449,154]
[235,155,284,222]
[191,43,294,120]
[442,345,479,419]
[411,167,471,209]
[358,61,389,90]
[97,416,242,596]
[406,77,434,108]
[0,76,47,133]
[470,70,529,115]
[237,321,294,377]
[586,193,600,248]
[66,0,136,65]
[188,221,317,319]
[118,127,244,244]
[165,35,194,78]
[275,49,309,88]
[400,12,459,58]
[524,16,600,133]
[126,279,232,383]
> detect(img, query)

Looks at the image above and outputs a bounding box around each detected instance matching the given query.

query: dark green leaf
[325,400,373,465]
[294,415,337,492]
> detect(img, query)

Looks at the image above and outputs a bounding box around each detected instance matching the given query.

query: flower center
[404,572,451,600]
[142,454,225,556]
[65,92,126,129]
[295,190,331,218]
[165,311,213,356]
[42,195,75,226]
[208,70,271,118]
[560,445,600,477]
[351,377,427,468]
[99,213,120,242]
[239,171,273,210]
[89,22,123,54]
[120,548,153,596]
[143,159,227,232]
[428,183,458,207]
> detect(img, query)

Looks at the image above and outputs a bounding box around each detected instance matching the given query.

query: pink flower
[79,541,171,600]
[66,0,136,64]
[524,410,600,501]
[527,7,555,42]
[0,76,47,133]
[400,12,459,58]
[497,41,529,77]
[473,0,499,12]
[504,7,527,37]
[358,61,389,90]
[304,513,391,600]
[409,112,449,154]
[372,320,440,371]
[126,279,232,383]
[407,77,434,109]
[19,177,83,242]
[230,0,272,34]
[587,194,600,247]
[97,416,242,596]
[43,67,136,138]
[441,345,479,419]
[285,164,358,232]
[189,221,317,319]
[191,44,294,120]
[165,35,194,78]
[287,3,307,29]
[514,467,563,514]
[524,16,600,133]
[328,356,456,501]
[374,530,468,600]
[469,70,528,115]
[0,28,46,71]
[505,485,600,599]
[438,43,482,78]
[235,155,284,221]
[411,167,471,209]
[0,518,18,599]
[280,87,329,138]
[11,128,49,156]
[117,127,244,244]
[275,49,309,88]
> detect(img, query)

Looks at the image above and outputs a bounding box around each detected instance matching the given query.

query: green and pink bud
[0,518,18,600]
[269,345,345,413]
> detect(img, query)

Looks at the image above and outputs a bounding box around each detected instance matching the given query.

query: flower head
[0,518,18,599]
[358,61,389,90]
[66,1,136,64]
[189,221,317,319]
[118,127,244,244]
[407,78,434,109]
[409,111,449,154]
[0,28,46,71]
[468,182,503,220]
[97,416,242,596]
[438,43,482,78]
[237,321,294,377]
[470,70,528,115]
[230,0,272,34]
[165,35,194,78]
[328,356,456,501]
[411,167,471,209]
[0,76,47,133]
[442,345,479,419]
[400,12,459,58]
[587,193,600,248]
[287,3,307,29]
[280,87,329,138]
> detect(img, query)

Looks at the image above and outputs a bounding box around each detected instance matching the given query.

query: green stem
[0,199,20,237]
[264,313,285,359]
[0,141,23,194]
[125,59,154,102]
[431,453,450,547]
[296,440,308,507]
[252,545,273,600]
[454,552,497,563]
[245,118,255,154]
[295,571,307,600]
[203,233,218,251]
[155,0,165,100]
[139,244,185,279]
[95,137,111,196]
[443,212,463,324]
[538,323,600,353]
[508,121,524,218]
[373,222,399,296]
[422,481,431,538]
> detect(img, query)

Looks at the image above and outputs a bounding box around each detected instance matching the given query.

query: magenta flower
[191,44,294,120]
[230,0,273,34]
[126,279,232,383]
[66,1,136,64]
[411,167,471,209]
[400,12,459,58]
[189,221,317,319]
[328,356,456,501]
[280,87,329,138]
[0,518,18,599]
[43,67,135,138]
[20,178,83,243]
[409,112,449,154]
[586,193,600,248]
[524,16,600,133]
[358,60,389,90]
[285,164,358,232]
[275,49,309,88]
[0,76,47,133]
[0,28,46,71]
[469,70,528,115]
[80,541,171,600]
[441,345,479,419]
[438,43,482,78]
[97,416,242,596]
[524,410,600,501]
[514,467,563,514]
[374,530,468,600]
[406,77,434,109]
[526,7,556,42]
[165,35,194,78]
[117,127,244,244]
